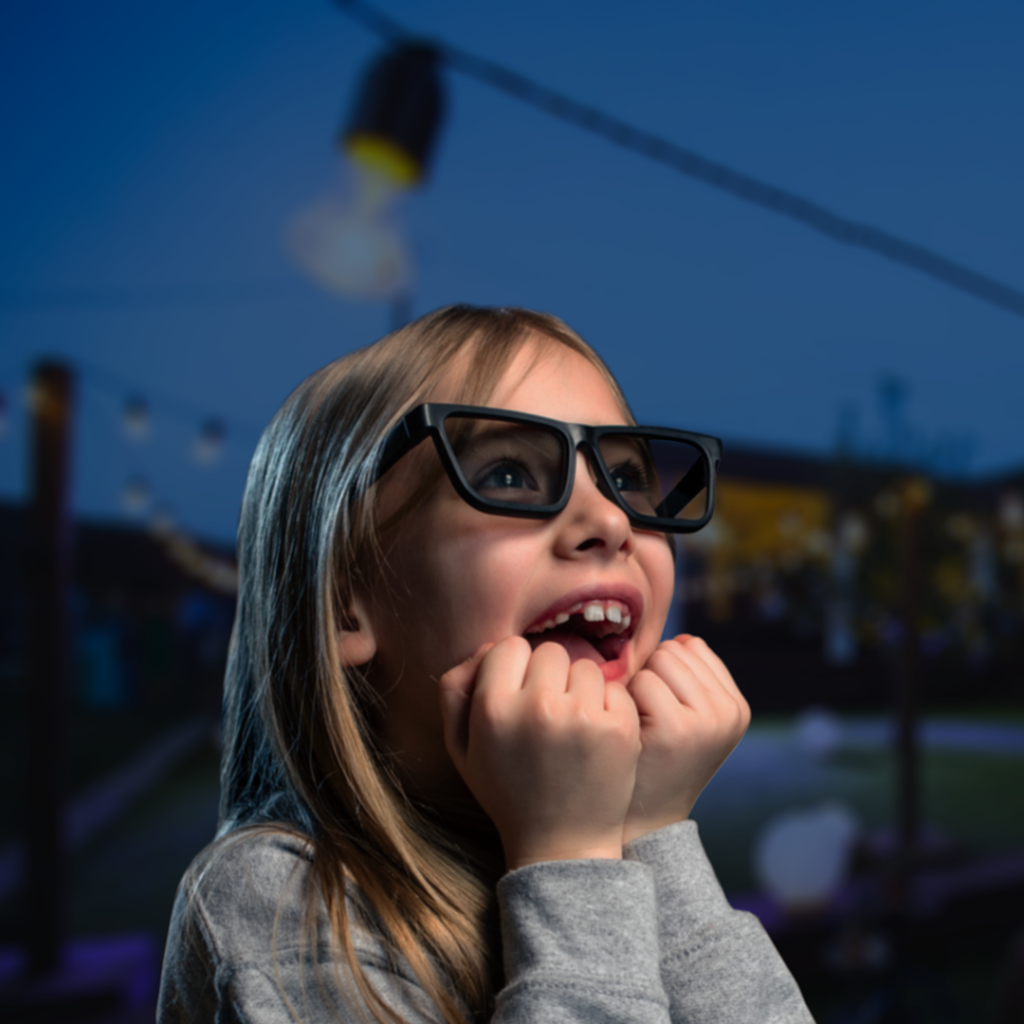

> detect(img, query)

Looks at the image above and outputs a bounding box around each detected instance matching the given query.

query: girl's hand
[622,635,750,845]
[439,636,641,871]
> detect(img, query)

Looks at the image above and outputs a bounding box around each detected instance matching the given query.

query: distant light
[194,418,225,465]
[805,529,831,558]
[777,509,804,539]
[873,490,900,519]
[121,476,151,514]
[945,512,976,542]
[838,510,869,554]
[122,396,149,441]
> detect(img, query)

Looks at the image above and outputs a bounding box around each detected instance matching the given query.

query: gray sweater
[158,821,815,1023]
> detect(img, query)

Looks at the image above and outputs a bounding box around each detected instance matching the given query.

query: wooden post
[26,361,75,976]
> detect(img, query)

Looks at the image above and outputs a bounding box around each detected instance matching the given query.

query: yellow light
[345,134,421,188]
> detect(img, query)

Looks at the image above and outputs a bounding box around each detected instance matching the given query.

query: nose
[554,448,635,557]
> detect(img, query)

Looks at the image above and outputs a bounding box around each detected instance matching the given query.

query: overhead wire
[334,0,1024,322]
[0,280,304,315]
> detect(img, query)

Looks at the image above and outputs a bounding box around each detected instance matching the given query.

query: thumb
[438,643,493,761]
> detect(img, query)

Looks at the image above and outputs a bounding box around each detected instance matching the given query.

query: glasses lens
[597,433,709,524]
[445,415,568,506]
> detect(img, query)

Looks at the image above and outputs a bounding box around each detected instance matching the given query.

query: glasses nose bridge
[564,426,615,502]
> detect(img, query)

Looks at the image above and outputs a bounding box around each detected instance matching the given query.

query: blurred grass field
[2,707,1022,1024]
[694,718,1024,894]
[3,710,1019,940]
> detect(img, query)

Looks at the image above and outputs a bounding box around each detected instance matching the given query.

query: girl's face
[359,338,676,797]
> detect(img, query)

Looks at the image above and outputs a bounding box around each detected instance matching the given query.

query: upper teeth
[525,599,632,635]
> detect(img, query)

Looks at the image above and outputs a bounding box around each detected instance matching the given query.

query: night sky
[2,0,1022,543]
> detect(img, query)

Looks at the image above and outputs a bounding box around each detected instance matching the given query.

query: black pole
[26,361,75,976]
[893,477,926,904]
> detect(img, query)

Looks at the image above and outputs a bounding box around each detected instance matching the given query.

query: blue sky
[1,0,1022,543]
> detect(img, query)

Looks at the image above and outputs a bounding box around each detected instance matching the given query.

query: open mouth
[523,598,636,676]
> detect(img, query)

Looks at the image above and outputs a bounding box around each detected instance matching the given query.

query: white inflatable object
[754,803,860,911]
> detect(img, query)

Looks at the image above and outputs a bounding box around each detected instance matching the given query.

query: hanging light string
[334,0,1024,322]
[73,357,264,442]
[77,362,248,589]
[0,359,251,591]
[0,280,303,314]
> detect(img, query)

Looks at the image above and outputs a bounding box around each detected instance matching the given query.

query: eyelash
[610,457,651,490]
[475,454,536,487]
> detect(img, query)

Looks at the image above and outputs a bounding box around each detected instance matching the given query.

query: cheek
[641,538,677,633]
[379,513,523,670]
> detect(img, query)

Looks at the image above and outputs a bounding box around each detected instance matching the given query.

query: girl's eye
[609,459,648,494]
[473,458,539,495]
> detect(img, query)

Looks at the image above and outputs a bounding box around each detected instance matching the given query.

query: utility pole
[26,361,75,976]
[893,476,929,903]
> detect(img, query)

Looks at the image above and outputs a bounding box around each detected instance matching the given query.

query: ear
[337,592,378,667]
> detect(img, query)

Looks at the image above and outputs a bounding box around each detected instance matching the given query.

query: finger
[658,638,749,731]
[677,637,749,725]
[522,640,572,695]
[626,668,686,725]
[673,634,744,700]
[473,636,534,700]
[603,674,641,732]
[565,657,605,710]
[439,642,494,758]
[646,642,718,709]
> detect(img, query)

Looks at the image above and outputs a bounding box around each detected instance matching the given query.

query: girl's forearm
[624,821,816,1024]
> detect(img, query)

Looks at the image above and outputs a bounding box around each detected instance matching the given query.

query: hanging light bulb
[194,418,226,465]
[121,475,151,514]
[287,44,445,300]
[122,395,149,441]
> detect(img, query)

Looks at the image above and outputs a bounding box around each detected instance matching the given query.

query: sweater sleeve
[494,857,671,1024]
[158,833,673,1024]
[623,821,816,1024]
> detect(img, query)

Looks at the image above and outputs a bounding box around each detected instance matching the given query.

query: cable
[334,0,1024,322]
[0,280,304,314]
[75,357,266,439]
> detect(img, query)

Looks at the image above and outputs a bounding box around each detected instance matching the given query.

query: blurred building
[0,502,234,720]
[679,446,1024,712]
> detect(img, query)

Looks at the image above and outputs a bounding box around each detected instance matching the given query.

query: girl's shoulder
[176,827,319,955]
[158,827,427,1024]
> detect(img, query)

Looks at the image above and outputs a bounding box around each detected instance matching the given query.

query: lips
[521,584,643,682]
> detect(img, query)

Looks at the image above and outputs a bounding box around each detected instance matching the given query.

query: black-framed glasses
[375,404,722,534]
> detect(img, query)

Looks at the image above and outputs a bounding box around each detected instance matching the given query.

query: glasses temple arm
[375,419,417,482]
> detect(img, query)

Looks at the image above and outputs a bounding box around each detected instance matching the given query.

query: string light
[122,396,150,441]
[333,0,1024,323]
[193,418,226,465]
[287,44,444,299]
[149,511,238,594]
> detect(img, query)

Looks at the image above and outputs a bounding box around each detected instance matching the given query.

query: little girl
[158,305,814,1024]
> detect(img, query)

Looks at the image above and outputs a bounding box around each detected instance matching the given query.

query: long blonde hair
[217,305,633,1024]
